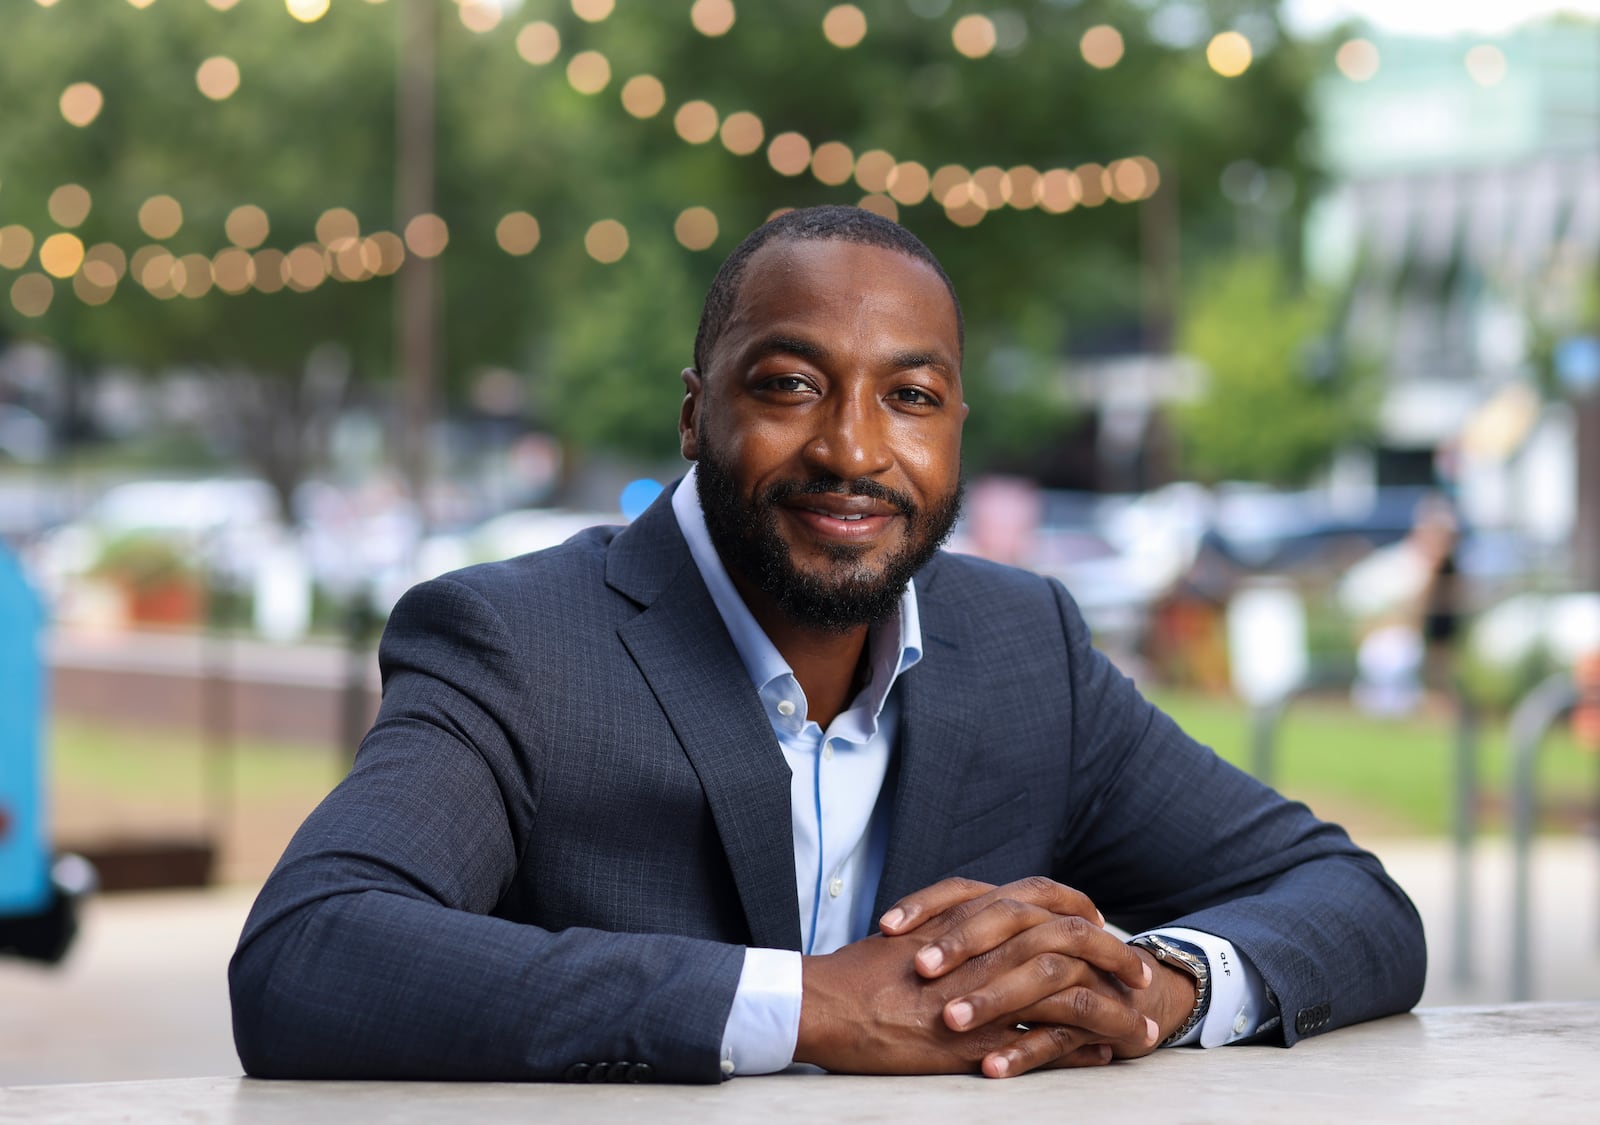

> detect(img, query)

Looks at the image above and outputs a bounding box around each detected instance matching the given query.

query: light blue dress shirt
[670,469,1273,1075]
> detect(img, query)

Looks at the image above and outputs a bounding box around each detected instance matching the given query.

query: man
[231,206,1425,1083]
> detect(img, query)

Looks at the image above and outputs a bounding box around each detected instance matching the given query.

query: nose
[801,386,892,479]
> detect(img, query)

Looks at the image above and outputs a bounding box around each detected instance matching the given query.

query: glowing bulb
[1206,31,1252,78]
[1080,25,1124,69]
[691,0,735,37]
[674,207,719,251]
[822,5,867,49]
[285,0,330,24]
[197,56,241,100]
[585,219,629,264]
[952,15,996,59]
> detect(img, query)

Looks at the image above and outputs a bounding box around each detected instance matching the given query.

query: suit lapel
[874,560,984,916]
[609,494,802,951]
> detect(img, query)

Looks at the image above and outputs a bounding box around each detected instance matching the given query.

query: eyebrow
[747,334,829,364]
[747,335,954,376]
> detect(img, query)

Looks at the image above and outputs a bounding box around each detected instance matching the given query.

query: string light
[822,5,867,49]
[1336,39,1380,82]
[1080,25,1124,69]
[47,185,92,228]
[458,1,501,34]
[718,111,764,156]
[673,100,720,144]
[225,205,270,249]
[11,274,53,318]
[566,51,611,95]
[852,150,895,194]
[767,132,812,176]
[213,247,254,294]
[585,219,629,263]
[516,22,561,66]
[285,0,330,24]
[673,207,718,251]
[253,249,287,293]
[138,195,184,240]
[621,75,666,118]
[952,15,996,59]
[886,162,929,206]
[1075,163,1108,206]
[1206,31,1252,77]
[39,233,85,279]
[196,56,241,101]
[572,0,615,23]
[858,194,897,222]
[495,212,541,255]
[810,142,854,187]
[403,214,449,258]
[315,207,360,246]
[59,83,104,127]
[691,0,735,38]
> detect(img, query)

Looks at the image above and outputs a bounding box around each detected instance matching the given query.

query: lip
[782,495,900,543]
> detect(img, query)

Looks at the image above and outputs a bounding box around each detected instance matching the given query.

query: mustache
[762,476,917,518]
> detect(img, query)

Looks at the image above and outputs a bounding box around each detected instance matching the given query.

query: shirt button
[720,1058,735,1076]
[828,877,843,898]
[1234,1013,1248,1035]
[822,744,834,761]
[776,700,796,717]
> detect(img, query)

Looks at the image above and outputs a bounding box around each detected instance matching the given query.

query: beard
[694,434,963,633]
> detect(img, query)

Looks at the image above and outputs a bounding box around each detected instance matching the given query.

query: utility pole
[395,0,438,531]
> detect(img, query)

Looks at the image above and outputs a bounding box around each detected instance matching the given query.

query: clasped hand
[794,877,1190,1078]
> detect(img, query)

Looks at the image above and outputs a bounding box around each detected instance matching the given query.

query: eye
[891,386,939,407]
[759,374,816,395]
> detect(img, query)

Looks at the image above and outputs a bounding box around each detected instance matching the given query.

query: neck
[729,571,870,729]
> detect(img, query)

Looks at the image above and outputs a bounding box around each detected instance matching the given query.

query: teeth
[839,514,864,521]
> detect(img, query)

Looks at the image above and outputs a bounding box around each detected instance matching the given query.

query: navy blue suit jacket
[230,490,1425,1082]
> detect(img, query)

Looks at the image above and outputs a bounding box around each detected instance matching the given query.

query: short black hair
[692,205,964,374]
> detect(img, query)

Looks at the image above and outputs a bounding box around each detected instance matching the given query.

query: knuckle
[1066,987,1099,1022]
[1034,952,1069,984]
[1015,875,1058,900]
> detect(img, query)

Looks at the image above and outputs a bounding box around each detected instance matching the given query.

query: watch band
[1129,935,1211,1047]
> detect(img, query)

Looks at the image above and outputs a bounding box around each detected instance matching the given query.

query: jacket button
[586,1062,611,1082]
[627,1063,653,1083]
[563,1063,590,1082]
[607,1061,635,1083]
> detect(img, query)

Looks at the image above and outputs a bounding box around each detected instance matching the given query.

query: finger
[879,877,995,934]
[918,906,1150,991]
[918,876,1107,941]
[946,960,1156,1046]
[980,1026,1114,1078]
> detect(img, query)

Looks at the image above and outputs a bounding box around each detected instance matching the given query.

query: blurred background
[2,0,1600,1085]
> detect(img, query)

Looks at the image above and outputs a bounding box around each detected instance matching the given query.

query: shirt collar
[671,466,922,717]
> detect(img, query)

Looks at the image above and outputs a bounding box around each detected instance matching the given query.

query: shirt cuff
[1136,927,1276,1048]
[720,948,803,1076]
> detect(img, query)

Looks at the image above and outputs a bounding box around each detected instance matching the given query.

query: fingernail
[1098,1045,1113,1063]
[989,1055,1010,1077]
[1143,962,1153,986]
[916,946,944,973]
[1145,1018,1159,1044]
[880,907,905,930]
[948,1000,974,1029]
[1095,911,1106,927]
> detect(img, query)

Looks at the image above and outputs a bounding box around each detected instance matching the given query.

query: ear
[678,367,702,461]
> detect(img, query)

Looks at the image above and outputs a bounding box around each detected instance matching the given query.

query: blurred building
[1305,19,1600,556]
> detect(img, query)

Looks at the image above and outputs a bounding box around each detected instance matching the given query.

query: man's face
[680,238,967,632]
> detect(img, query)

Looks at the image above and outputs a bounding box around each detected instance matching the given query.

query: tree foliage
[1173,254,1373,484]
[0,0,1328,501]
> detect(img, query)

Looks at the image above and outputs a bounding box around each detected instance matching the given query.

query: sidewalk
[2,836,1597,1086]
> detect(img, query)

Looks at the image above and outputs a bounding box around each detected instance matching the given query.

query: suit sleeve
[228,576,745,1083]
[1047,580,1426,1044]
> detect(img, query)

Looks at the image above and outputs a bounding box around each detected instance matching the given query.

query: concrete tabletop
[4,1003,1596,1124]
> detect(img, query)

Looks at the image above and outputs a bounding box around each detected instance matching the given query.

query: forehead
[712,238,960,371]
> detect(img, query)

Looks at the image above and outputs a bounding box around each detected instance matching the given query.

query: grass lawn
[43,690,1600,859]
[1148,688,1599,836]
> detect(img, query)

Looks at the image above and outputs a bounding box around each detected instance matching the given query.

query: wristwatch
[1129,934,1211,1047]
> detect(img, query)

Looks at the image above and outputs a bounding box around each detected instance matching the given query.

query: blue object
[1555,336,1600,396]
[0,545,48,916]
[619,478,664,522]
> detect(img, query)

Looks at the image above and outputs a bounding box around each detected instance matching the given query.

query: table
[4,1004,1596,1124]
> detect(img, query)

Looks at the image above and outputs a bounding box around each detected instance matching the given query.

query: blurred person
[230,207,1424,1083]
[1340,494,1460,715]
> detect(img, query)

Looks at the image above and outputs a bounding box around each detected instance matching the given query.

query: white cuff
[719,948,803,1076]
[1137,927,1274,1048]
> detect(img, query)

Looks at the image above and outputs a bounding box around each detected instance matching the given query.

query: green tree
[1172,255,1373,484]
[0,0,1331,503]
